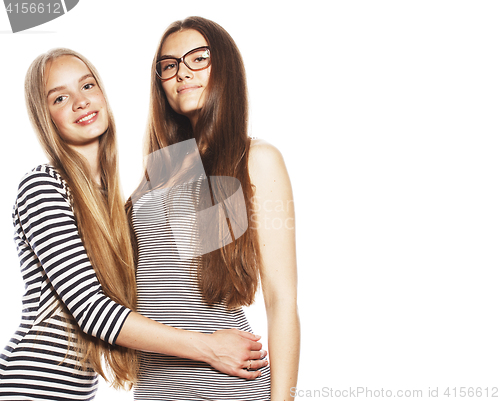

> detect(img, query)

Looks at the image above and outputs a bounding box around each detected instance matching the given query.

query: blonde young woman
[129,17,300,400]
[0,48,268,401]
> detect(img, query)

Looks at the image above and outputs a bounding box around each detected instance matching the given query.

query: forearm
[115,311,268,379]
[115,311,212,363]
[268,304,301,401]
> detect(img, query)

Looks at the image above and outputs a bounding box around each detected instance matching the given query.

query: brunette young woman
[0,48,267,401]
[129,17,300,400]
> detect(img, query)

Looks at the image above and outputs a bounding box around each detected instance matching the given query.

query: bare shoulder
[248,138,287,178]
[248,138,291,196]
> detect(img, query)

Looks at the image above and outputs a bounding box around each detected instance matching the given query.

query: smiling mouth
[178,86,201,94]
[76,112,97,124]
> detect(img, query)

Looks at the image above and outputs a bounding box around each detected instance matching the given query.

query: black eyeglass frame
[155,46,211,81]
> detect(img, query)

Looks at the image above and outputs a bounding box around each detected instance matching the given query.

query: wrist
[184,331,214,364]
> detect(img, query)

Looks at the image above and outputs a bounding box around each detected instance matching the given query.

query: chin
[180,105,202,118]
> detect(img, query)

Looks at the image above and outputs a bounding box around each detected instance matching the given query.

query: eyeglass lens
[157,48,210,80]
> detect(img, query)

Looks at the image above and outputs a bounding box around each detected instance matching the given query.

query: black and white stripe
[0,165,131,401]
[133,183,271,401]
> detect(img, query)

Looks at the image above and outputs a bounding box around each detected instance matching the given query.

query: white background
[1,1,500,400]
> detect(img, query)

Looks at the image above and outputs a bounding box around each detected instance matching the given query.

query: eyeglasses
[156,46,211,81]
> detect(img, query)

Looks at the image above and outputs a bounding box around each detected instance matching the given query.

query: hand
[204,328,268,380]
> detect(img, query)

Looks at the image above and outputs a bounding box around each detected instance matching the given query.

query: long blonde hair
[25,48,137,388]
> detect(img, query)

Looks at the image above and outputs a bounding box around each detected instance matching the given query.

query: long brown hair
[139,17,261,309]
[25,48,137,388]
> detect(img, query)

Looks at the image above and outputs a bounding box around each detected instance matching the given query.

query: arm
[117,312,266,378]
[248,140,301,399]
[17,167,267,379]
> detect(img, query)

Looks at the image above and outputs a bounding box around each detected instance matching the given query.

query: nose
[72,92,90,111]
[176,61,192,80]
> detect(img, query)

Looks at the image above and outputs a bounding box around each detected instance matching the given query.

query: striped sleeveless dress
[132,179,271,400]
[0,165,131,401]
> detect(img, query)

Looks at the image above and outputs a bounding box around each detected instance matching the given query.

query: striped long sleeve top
[0,165,131,401]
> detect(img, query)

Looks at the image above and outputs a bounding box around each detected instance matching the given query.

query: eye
[162,61,177,71]
[83,83,95,90]
[53,95,67,104]
[190,49,210,64]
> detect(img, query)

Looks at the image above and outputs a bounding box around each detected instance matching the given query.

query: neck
[70,140,102,186]
[189,110,199,129]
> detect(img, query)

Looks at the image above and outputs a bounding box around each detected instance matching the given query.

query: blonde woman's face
[159,29,211,126]
[45,55,108,150]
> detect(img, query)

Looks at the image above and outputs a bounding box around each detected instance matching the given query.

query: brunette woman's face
[45,55,109,149]
[159,29,211,125]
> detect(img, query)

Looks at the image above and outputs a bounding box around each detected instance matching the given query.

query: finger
[236,369,262,380]
[236,330,261,341]
[248,350,267,360]
[245,358,268,371]
[247,339,263,351]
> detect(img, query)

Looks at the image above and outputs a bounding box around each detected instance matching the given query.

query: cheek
[203,66,211,85]
[199,68,211,101]
[48,107,64,130]
[100,109,110,129]
[161,81,173,95]
[161,81,178,109]
[93,93,110,128]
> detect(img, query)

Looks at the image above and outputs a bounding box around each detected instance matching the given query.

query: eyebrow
[46,73,95,98]
[158,46,209,62]
[158,55,177,61]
